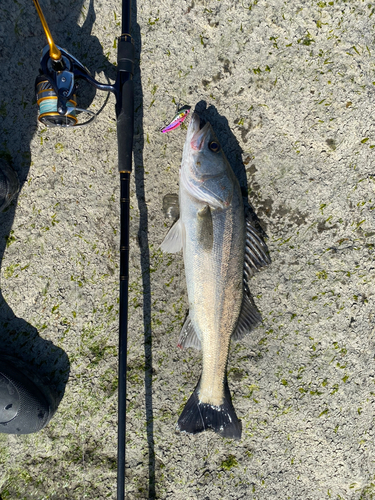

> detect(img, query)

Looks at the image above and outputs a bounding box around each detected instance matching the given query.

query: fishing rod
[32,0,134,498]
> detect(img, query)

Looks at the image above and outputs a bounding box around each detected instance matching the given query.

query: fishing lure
[161,105,191,133]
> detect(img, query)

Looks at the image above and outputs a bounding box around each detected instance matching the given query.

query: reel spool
[36,75,77,127]
[35,71,97,128]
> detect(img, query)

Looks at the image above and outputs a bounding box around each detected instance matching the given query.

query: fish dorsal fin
[178,315,202,350]
[232,287,262,341]
[243,220,271,281]
[160,219,185,253]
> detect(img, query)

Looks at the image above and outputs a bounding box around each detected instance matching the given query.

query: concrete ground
[0,0,374,498]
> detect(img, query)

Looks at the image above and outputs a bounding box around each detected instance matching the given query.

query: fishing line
[36,73,112,127]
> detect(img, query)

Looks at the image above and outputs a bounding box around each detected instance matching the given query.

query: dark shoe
[0,159,19,211]
[0,354,56,434]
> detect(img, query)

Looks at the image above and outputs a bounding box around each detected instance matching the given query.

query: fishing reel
[35,45,115,128]
[32,0,116,127]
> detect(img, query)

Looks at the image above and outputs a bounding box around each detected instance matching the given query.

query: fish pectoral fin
[243,220,271,281]
[232,288,262,341]
[160,219,185,253]
[178,314,202,350]
[197,205,213,252]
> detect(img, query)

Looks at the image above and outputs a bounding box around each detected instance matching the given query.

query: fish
[161,112,271,439]
[161,105,191,133]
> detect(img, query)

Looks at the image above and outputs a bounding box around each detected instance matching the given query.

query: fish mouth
[189,113,211,151]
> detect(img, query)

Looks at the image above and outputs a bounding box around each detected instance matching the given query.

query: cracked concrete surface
[0,0,374,498]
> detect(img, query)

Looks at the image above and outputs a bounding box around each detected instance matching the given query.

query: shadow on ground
[131,2,156,496]
[0,0,116,428]
[195,100,269,238]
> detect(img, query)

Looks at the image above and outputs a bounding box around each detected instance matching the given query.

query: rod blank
[116,2,134,497]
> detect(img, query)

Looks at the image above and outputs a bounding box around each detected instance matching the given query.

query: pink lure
[161,105,191,133]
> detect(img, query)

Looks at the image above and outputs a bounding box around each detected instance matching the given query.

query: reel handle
[32,0,61,61]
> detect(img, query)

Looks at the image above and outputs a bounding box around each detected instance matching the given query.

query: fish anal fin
[160,219,184,253]
[178,315,201,350]
[244,219,271,279]
[177,375,242,440]
[232,289,262,341]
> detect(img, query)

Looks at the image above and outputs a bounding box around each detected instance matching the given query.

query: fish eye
[208,141,221,153]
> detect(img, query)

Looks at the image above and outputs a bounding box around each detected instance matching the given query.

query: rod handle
[116,78,134,174]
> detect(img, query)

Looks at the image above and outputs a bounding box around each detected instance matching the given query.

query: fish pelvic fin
[160,219,185,253]
[177,376,242,440]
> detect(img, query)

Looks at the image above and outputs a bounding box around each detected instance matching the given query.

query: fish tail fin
[177,375,242,440]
